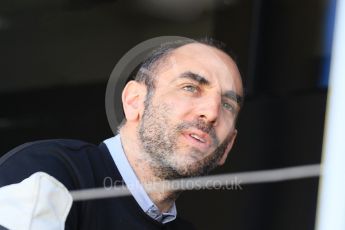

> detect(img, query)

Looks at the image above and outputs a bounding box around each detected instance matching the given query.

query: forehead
[155,43,243,95]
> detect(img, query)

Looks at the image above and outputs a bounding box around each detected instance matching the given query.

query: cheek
[158,94,197,118]
[217,117,236,139]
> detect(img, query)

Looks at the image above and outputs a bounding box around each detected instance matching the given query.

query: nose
[197,95,221,126]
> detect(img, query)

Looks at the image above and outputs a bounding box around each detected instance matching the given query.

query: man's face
[137,43,243,179]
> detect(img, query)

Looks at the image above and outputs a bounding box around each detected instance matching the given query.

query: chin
[174,162,211,178]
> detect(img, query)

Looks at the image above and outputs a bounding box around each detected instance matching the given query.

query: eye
[182,85,198,93]
[222,102,235,112]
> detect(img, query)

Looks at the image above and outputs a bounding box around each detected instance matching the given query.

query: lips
[189,133,206,143]
[182,129,212,150]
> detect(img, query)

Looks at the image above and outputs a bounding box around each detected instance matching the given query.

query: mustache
[176,119,219,146]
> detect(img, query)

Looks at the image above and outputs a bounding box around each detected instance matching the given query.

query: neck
[119,127,179,212]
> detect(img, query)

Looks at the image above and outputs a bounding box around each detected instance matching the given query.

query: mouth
[182,130,212,151]
[190,133,206,143]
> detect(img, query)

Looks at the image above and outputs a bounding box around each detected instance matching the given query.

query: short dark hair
[133,38,235,95]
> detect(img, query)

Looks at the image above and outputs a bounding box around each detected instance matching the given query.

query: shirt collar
[103,134,177,224]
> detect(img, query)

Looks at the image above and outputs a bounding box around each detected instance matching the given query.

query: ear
[122,80,146,122]
[217,129,238,166]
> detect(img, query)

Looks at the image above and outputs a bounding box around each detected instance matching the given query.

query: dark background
[0,0,332,229]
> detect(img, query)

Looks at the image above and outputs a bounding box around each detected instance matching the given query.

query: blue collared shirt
[103,135,177,224]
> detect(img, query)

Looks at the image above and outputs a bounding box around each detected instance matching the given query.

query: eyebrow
[224,90,243,106]
[179,71,244,106]
[179,71,210,86]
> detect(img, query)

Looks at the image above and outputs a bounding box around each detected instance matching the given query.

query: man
[0,39,243,229]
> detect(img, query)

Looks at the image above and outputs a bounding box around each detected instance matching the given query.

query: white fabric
[0,172,72,230]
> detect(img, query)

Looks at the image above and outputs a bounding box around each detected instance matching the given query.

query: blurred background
[0,0,335,229]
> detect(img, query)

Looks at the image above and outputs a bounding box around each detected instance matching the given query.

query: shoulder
[3,139,96,156]
[1,139,99,163]
[0,139,103,189]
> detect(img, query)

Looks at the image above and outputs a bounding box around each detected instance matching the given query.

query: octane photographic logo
[105,36,195,134]
[102,176,243,191]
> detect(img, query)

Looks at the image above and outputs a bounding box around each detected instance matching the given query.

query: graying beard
[138,97,231,180]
